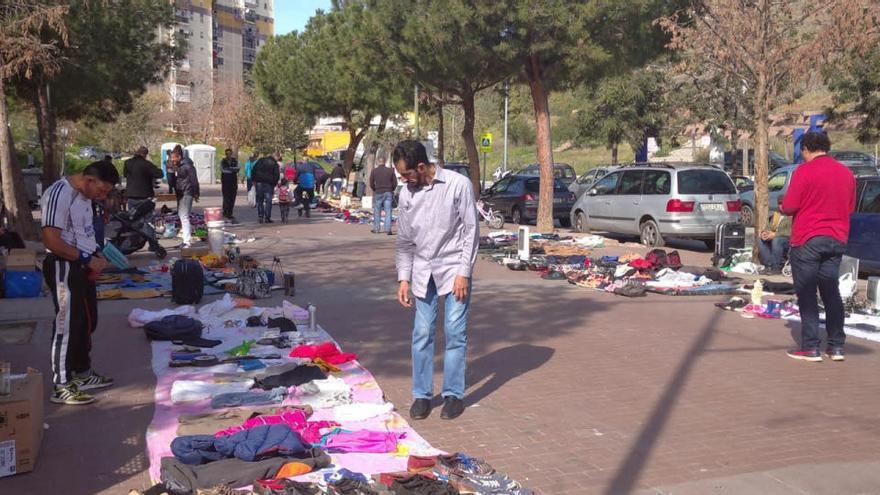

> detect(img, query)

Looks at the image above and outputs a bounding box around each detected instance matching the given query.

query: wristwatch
[79,251,92,265]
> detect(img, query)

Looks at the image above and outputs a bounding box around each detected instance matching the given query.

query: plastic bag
[839,272,856,300]
[4,270,42,298]
[247,187,256,207]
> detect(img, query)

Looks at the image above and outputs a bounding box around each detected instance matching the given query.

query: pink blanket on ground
[145,324,442,483]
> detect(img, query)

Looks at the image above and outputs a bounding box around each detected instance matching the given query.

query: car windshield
[446,166,469,177]
[677,169,737,195]
[525,178,568,193]
[849,165,878,176]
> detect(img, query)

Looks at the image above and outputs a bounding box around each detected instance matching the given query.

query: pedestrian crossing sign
[480,133,493,153]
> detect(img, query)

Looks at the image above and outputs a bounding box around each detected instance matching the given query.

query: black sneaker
[265,218,273,223]
[825,347,845,362]
[409,398,432,420]
[786,348,822,362]
[258,217,264,224]
[74,370,114,391]
[440,396,465,420]
[50,383,95,405]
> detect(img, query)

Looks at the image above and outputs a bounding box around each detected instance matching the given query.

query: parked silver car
[569,163,741,247]
[570,165,617,198]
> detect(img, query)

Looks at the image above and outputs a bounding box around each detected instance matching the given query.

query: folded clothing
[171,424,310,465]
[322,429,404,453]
[289,341,357,365]
[254,364,327,391]
[211,387,287,409]
[170,379,254,403]
[299,375,353,409]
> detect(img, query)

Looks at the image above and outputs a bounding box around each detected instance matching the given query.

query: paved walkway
[2,186,880,494]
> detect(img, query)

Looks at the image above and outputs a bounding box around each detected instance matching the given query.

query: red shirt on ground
[780,155,856,247]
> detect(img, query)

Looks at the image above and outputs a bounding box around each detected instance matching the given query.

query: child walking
[277,178,292,223]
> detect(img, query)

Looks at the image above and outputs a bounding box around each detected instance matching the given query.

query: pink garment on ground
[213,409,338,443]
[323,430,405,453]
[290,342,358,365]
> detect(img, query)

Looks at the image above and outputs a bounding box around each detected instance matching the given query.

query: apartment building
[166,0,274,108]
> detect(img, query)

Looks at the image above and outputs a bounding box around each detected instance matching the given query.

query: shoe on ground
[409,398,432,420]
[387,231,395,236]
[786,348,822,362]
[437,452,495,477]
[74,370,114,391]
[825,347,845,362]
[258,217,264,224]
[440,396,465,420]
[50,382,95,405]
[265,218,273,223]
[371,229,380,234]
[175,242,192,249]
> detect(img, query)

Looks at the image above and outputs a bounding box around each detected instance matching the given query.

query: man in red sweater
[780,131,856,362]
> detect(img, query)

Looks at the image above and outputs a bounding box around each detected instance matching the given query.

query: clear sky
[274,0,333,35]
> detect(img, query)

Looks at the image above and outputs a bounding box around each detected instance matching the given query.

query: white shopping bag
[247,187,256,207]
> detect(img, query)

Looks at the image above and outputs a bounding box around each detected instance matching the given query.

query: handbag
[236,268,271,299]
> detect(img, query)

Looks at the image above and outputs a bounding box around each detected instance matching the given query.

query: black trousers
[167,173,176,194]
[221,173,238,218]
[790,236,846,350]
[43,255,98,385]
[297,187,315,218]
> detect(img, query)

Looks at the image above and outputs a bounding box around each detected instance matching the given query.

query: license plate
[701,203,724,212]
[553,198,563,204]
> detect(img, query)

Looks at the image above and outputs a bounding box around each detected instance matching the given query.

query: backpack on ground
[171,259,204,305]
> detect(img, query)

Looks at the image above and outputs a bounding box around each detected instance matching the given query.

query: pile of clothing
[493,248,740,298]
[131,297,533,495]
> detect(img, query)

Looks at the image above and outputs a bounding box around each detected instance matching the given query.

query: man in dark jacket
[123,146,163,212]
[370,162,398,234]
[252,152,281,223]
[220,148,240,222]
[169,146,200,247]
[329,162,346,198]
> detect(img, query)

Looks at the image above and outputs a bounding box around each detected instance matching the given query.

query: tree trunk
[32,82,58,187]
[343,126,367,176]
[753,107,771,256]
[611,143,619,165]
[525,55,555,232]
[461,91,481,198]
[363,116,388,196]
[436,102,445,167]
[0,85,38,240]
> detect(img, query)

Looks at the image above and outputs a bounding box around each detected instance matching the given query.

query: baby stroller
[476,200,504,229]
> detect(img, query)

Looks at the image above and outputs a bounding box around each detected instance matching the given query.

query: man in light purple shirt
[395,140,479,421]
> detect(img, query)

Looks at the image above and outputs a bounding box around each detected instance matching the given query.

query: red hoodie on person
[780,155,856,247]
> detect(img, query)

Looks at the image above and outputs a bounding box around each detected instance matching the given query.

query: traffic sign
[479,132,493,153]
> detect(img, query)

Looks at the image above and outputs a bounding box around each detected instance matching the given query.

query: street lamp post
[414,84,420,139]
[60,127,69,177]
[503,81,509,174]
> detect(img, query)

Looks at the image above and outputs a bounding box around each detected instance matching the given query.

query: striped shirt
[41,178,98,254]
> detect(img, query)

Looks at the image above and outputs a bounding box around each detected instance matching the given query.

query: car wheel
[740,204,754,226]
[574,211,590,233]
[511,206,523,225]
[559,217,572,228]
[639,219,665,247]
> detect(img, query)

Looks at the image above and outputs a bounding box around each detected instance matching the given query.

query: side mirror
[588,188,599,196]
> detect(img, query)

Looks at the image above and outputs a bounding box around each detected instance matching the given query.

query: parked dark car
[442,162,471,179]
[848,176,880,263]
[481,175,576,227]
[570,165,617,198]
[724,150,791,175]
[829,151,876,169]
[514,162,578,186]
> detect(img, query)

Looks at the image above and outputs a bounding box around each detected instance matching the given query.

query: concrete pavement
[1,185,880,494]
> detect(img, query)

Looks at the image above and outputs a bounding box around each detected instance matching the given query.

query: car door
[586,171,622,231]
[614,170,646,234]
[482,177,510,212]
[642,169,672,232]
[847,180,880,262]
[767,171,788,212]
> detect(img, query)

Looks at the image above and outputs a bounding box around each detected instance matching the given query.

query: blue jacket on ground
[171,424,309,465]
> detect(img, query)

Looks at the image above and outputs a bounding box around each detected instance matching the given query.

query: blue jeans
[332,179,343,198]
[373,191,393,233]
[255,182,274,220]
[412,277,470,400]
[790,236,846,351]
[757,235,790,270]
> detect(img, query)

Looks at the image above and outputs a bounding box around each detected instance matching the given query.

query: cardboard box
[181,245,210,258]
[3,249,37,271]
[0,369,44,478]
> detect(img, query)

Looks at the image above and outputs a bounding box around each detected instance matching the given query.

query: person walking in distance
[370,159,398,235]
[123,146,163,212]
[168,146,200,247]
[252,151,281,223]
[330,161,346,198]
[395,140,479,420]
[41,160,120,404]
[295,159,319,218]
[780,131,856,362]
[220,148,240,223]
[244,152,258,192]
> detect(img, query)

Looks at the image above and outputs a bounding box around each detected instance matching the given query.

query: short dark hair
[392,140,428,170]
[171,144,184,156]
[225,148,233,154]
[801,131,831,153]
[83,160,120,185]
